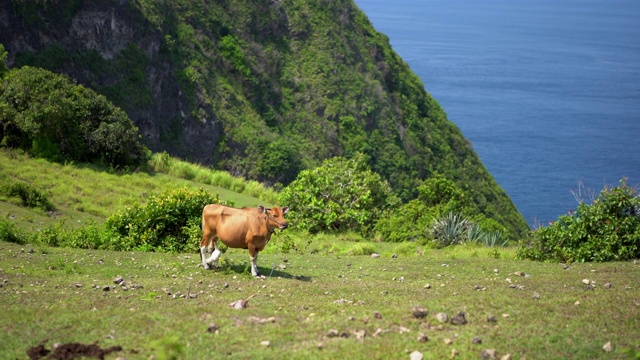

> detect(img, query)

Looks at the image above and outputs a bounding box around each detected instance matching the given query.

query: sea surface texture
[355,0,640,227]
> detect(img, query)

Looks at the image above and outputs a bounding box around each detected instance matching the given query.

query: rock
[411,307,428,319]
[604,282,612,289]
[487,315,497,323]
[603,341,613,352]
[500,354,512,360]
[353,329,366,341]
[113,276,124,285]
[451,349,459,358]
[472,337,482,344]
[326,329,340,338]
[371,253,380,258]
[207,323,220,333]
[260,340,270,346]
[229,299,246,309]
[410,350,423,360]
[417,333,428,343]
[373,311,382,319]
[424,284,431,289]
[444,338,453,345]
[481,349,496,359]
[436,312,449,323]
[532,292,540,299]
[451,311,467,325]
[582,279,590,285]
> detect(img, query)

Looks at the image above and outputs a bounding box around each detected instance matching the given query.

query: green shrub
[280,154,399,235]
[0,66,147,167]
[0,180,55,211]
[517,178,640,262]
[0,219,28,244]
[104,188,225,252]
[375,176,480,243]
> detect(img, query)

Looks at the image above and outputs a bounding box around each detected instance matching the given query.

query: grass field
[1,240,639,359]
[1,150,639,359]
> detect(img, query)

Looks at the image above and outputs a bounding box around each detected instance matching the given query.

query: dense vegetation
[517,178,640,262]
[0,64,147,167]
[1,0,530,238]
[1,149,638,264]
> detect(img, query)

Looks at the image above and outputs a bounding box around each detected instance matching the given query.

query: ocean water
[354,0,640,227]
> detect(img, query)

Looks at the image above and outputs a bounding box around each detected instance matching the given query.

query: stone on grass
[603,341,613,352]
[371,253,380,258]
[417,333,428,343]
[410,350,423,360]
[207,323,220,333]
[436,312,449,323]
[411,306,428,319]
[481,348,496,359]
[500,354,512,360]
[451,311,467,325]
[472,337,482,344]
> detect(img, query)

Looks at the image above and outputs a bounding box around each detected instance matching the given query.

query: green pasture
[1,240,638,359]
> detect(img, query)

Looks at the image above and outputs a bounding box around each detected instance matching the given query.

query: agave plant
[464,223,483,244]
[432,213,469,247]
[478,231,509,247]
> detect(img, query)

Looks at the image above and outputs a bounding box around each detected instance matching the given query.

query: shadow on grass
[213,263,312,282]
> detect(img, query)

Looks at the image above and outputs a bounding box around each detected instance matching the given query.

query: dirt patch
[27,342,123,360]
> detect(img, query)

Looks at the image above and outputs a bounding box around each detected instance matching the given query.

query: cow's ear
[282,206,289,215]
[258,205,265,213]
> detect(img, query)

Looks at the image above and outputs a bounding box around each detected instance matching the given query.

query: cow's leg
[206,240,222,269]
[248,246,261,277]
[200,231,218,270]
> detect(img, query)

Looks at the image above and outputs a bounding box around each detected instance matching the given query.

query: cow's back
[202,204,264,248]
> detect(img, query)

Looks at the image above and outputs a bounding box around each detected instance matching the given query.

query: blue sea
[354,0,640,227]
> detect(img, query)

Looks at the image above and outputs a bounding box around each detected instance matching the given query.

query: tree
[280,153,399,234]
[0,66,147,167]
[0,44,8,79]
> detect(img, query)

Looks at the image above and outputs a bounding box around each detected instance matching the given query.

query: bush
[0,66,147,167]
[0,179,55,211]
[0,219,28,244]
[517,178,640,262]
[375,176,478,243]
[280,154,399,235]
[104,188,225,252]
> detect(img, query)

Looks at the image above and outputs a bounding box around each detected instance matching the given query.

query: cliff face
[0,0,531,237]
[0,0,217,163]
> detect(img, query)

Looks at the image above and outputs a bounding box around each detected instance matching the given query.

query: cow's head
[259,205,290,231]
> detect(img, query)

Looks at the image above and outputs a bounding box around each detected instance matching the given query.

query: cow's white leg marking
[250,253,260,277]
[200,243,212,270]
[204,241,221,269]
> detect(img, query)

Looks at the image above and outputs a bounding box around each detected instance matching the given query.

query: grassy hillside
[0,150,274,232]
[0,0,531,238]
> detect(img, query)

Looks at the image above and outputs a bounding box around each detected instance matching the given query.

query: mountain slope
[0,0,529,237]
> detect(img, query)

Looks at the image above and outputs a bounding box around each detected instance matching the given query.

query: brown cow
[200,204,289,277]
